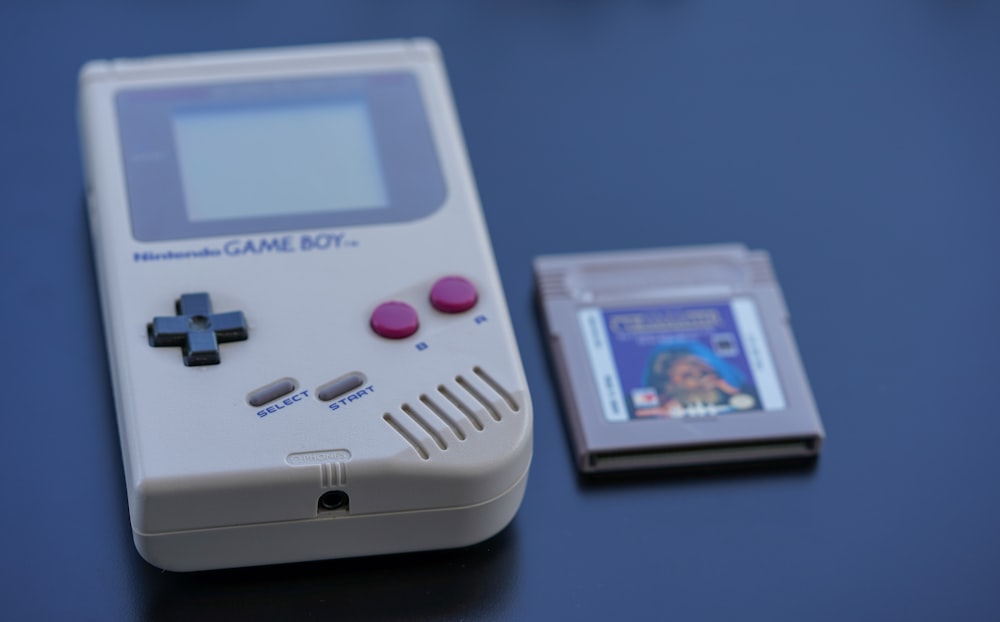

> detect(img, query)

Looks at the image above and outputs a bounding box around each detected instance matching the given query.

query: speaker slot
[437,385,484,430]
[382,413,429,460]
[473,366,520,412]
[420,394,466,441]
[401,403,447,450]
[455,375,501,422]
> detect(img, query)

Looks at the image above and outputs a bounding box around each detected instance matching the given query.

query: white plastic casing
[79,40,532,571]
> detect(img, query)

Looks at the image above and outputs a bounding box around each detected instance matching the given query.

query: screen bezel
[116,71,447,242]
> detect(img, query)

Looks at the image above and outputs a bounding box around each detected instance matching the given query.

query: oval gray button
[248,378,297,407]
[317,373,366,401]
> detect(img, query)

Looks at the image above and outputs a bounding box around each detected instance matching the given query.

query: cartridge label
[578,298,785,422]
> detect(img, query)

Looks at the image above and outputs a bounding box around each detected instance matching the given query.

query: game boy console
[78,39,532,571]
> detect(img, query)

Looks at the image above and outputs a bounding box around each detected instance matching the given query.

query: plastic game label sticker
[578,298,786,422]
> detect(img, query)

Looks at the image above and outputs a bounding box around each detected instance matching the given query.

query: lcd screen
[172,100,389,222]
[118,71,444,241]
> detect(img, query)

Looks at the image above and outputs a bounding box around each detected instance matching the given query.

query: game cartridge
[535,244,823,473]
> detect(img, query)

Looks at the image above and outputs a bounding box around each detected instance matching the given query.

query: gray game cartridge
[535,244,823,473]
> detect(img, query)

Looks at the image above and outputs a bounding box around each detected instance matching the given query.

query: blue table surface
[2,2,998,620]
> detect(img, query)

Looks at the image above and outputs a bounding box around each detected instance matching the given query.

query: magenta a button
[430,276,478,313]
[371,302,419,339]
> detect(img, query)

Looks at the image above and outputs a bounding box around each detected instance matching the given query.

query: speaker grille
[383,366,521,460]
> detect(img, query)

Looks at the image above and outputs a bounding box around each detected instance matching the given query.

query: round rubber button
[371,302,419,339]
[430,276,478,313]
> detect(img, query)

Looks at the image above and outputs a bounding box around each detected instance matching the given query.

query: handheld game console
[78,39,532,571]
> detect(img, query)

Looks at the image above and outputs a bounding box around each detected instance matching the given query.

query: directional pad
[147,293,248,366]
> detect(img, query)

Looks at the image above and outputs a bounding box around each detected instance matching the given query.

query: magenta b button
[371,301,419,339]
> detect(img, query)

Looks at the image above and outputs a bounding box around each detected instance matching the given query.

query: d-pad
[147,293,248,366]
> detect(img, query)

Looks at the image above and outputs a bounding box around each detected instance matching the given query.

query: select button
[248,378,297,407]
